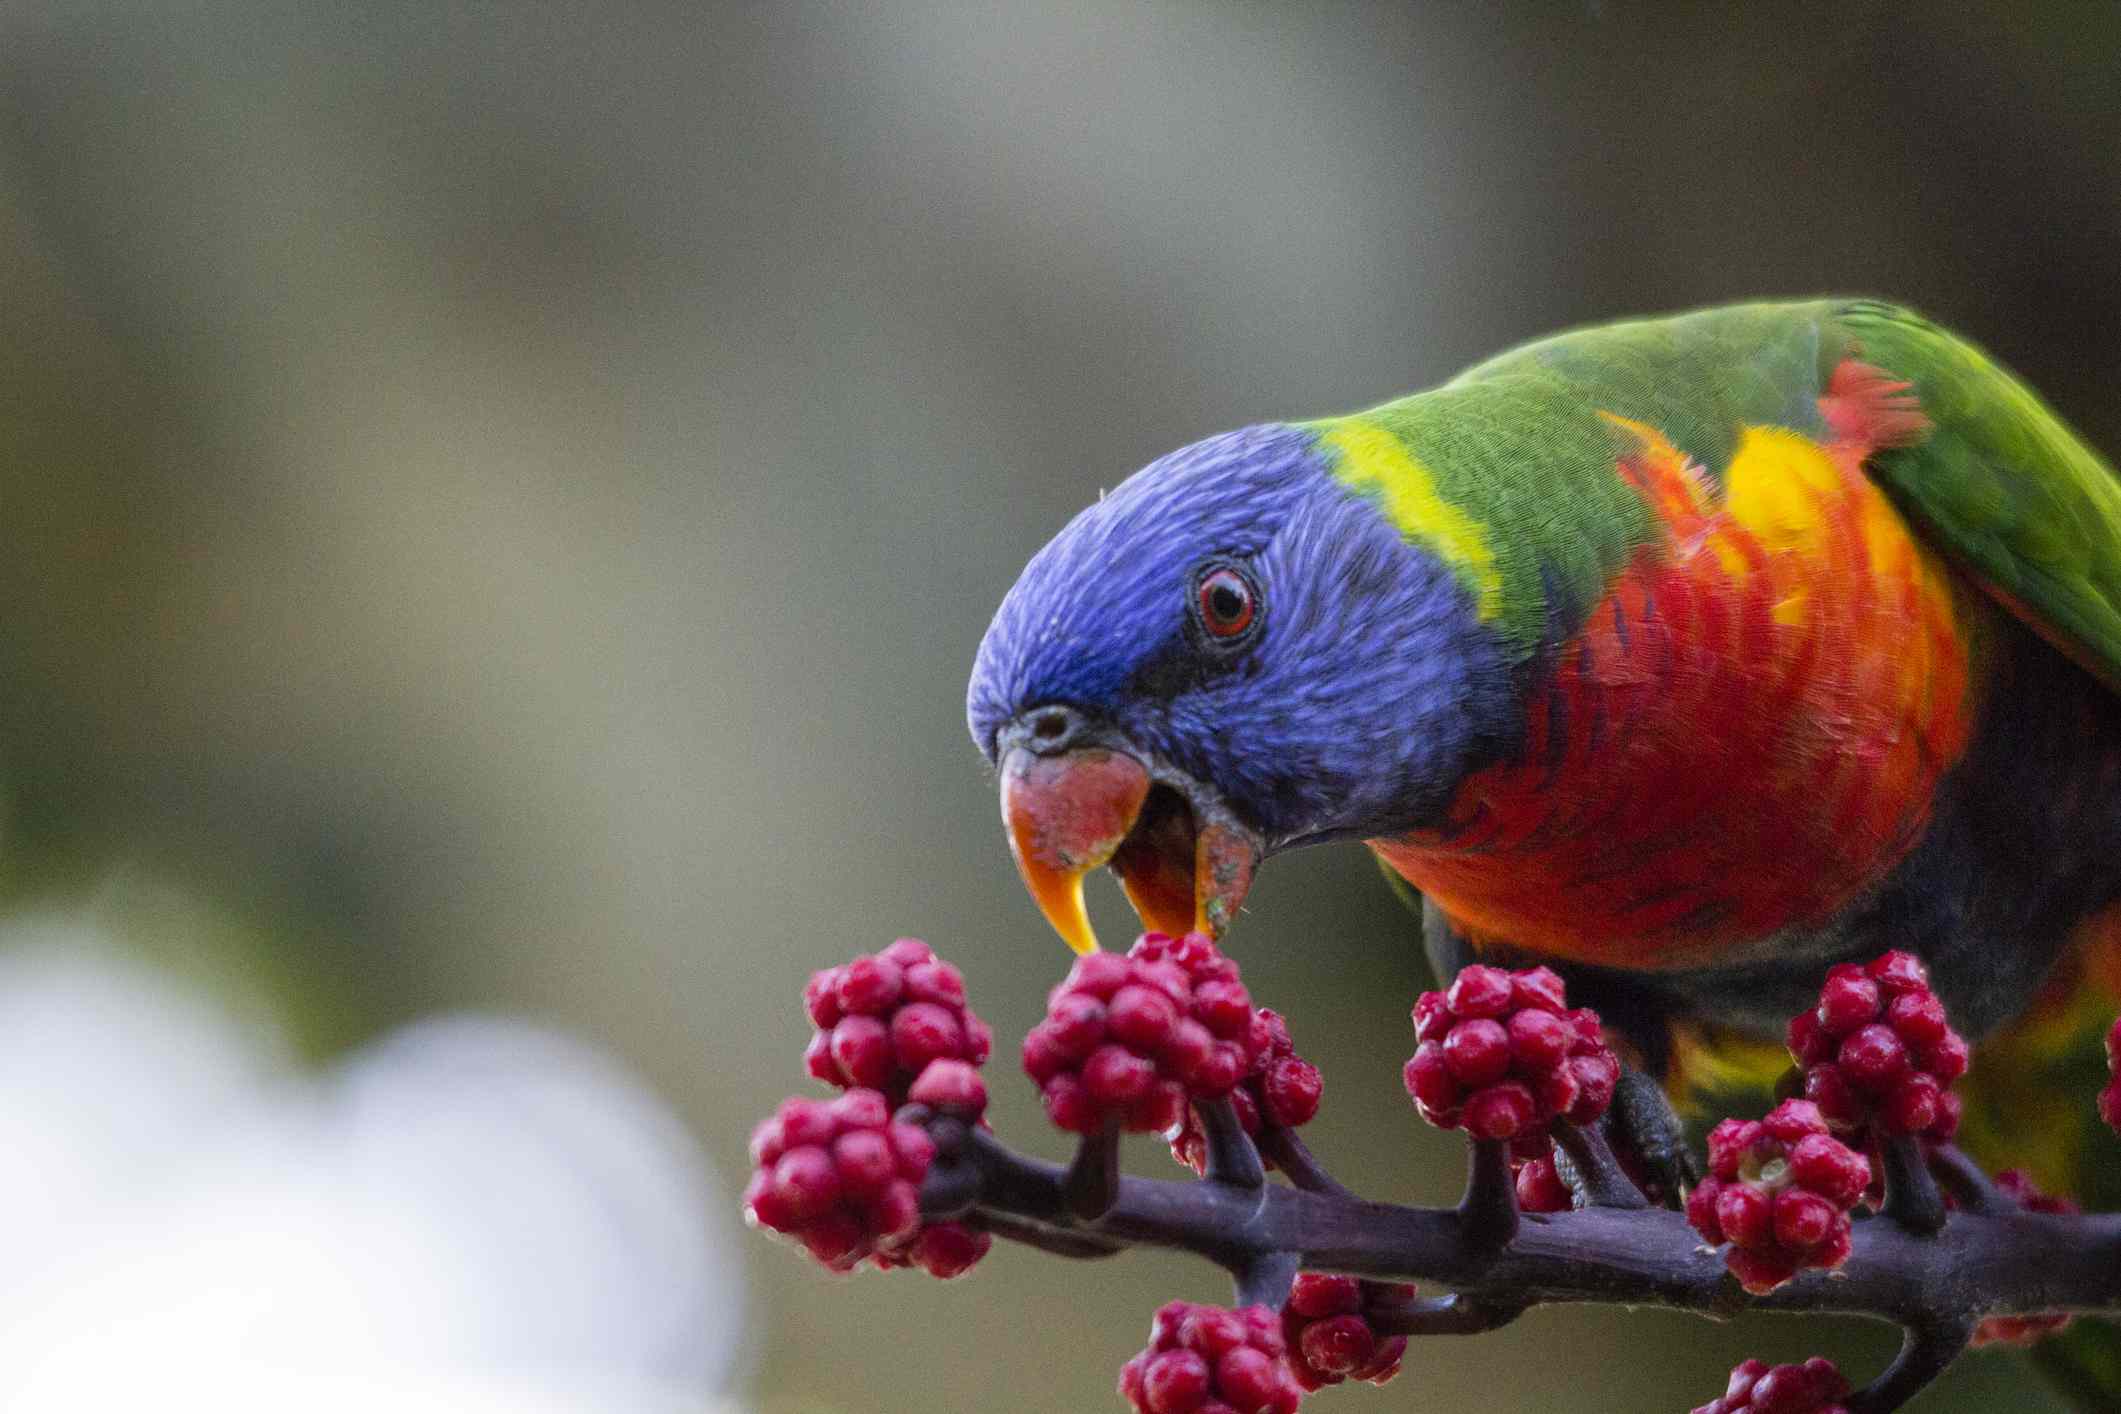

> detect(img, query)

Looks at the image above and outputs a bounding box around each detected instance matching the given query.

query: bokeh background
[0,3,2115,1410]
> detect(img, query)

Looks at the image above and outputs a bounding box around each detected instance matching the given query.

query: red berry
[902,959,965,1007]
[1802,1065,1863,1131]
[1510,965,1569,1013]
[906,1221,990,1278]
[1565,1051,1620,1124]
[1835,1023,1908,1091]
[830,1127,896,1197]
[1043,1074,1101,1133]
[1816,969,1879,1035]
[1084,1044,1158,1104]
[1885,990,1947,1046]
[1920,1031,1969,1085]
[1868,949,1929,994]
[828,1014,894,1088]
[1286,1274,1361,1319]
[780,1097,839,1150]
[1715,1182,1773,1249]
[1193,979,1254,1038]
[804,968,844,1029]
[1261,1057,1323,1128]
[1446,964,1515,1018]
[890,1002,965,1072]
[879,936,933,968]
[1140,1349,1211,1413]
[1046,992,1109,1056]
[1442,1018,1512,1087]
[1880,1073,1940,1135]
[1506,1007,1571,1069]
[1412,991,1453,1043]
[1298,1315,1374,1375]
[1159,1018,1215,1080]
[907,1058,987,1118]
[1771,1189,1835,1249]
[1109,984,1182,1050]
[836,956,905,1015]
[1463,1080,1538,1140]
[1515,1153,1571,1213]
[1787,1133,1868,1206]
[1194,1041,1248,1097]
[1065,950,1133,999]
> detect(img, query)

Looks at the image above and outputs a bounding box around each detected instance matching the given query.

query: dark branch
[1553,1119,1650,1211]
[1879,1132,1948,1235]
[1197,1096,1266,1191]
[1458,1137,1519,1250]
[1063,1119,1122,1221]
[921,1119,2121,1411]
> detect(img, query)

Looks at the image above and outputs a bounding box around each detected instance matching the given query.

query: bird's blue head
[966,422,1516,953]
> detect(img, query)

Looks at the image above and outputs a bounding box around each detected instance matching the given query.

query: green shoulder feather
[1828,300,2121,692]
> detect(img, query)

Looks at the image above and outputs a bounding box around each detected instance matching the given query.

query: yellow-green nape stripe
[1317,418,1503,621]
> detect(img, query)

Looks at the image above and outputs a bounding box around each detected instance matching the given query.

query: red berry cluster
[1170,1007,1323,1175]
[1685,1099,1869,1294]
[2100,1015,2121,1135]
[744,1091,941,1271]
[1279,1273,1411,1391]
[1024,932,1261,1135]
[1786,951,1967,1140]
[1691,1357,1851,1414]
[1970,1170,2078,1347]
[1402,965,1620,1142]
[805,938,993,1106]
[1118,1301,1306,1414]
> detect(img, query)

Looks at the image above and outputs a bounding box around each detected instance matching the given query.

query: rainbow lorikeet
[966,299,2121,1404]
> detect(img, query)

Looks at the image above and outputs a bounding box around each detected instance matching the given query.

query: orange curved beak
[998,746,1256,952]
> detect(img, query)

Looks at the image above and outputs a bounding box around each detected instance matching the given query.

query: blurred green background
[0,2,2115,1410]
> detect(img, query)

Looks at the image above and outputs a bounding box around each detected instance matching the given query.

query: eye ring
[1194,565,1259,642]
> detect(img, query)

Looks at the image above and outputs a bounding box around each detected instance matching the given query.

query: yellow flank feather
[1320,418,1503,621]
[1721,426,1843,550]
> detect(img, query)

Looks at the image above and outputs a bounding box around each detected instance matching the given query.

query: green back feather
[1831,300,2121,691]
[1304,298,2121,690]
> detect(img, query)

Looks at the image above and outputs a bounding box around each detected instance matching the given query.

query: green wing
[1830,300,2121,691]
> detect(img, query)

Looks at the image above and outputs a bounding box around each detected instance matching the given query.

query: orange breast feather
[1373,417,1982,969]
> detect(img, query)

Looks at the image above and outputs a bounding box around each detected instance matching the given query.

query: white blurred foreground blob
[0,921,749,1413]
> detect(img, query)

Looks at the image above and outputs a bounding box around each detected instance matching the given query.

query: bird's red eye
[1197,567,1256,639]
